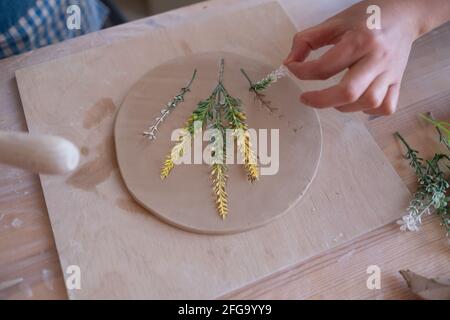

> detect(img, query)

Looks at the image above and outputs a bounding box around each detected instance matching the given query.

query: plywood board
[15,2,410,299]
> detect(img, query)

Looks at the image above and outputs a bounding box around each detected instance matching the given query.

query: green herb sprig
[395,130,450,236]
[161,59,259,219]
[240,67,287,114]
[419,113,450,150]
[144,69,197,140]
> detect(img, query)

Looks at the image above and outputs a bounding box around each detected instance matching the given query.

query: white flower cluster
[268,65,289,83]
[397,214,420,232]
[397,201,433,232]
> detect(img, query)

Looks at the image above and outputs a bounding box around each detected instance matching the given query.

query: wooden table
[0,0,449,299]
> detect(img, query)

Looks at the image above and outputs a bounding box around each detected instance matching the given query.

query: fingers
[287,35,364,80]
[300,56,381,108]
[364,84,400,115]
[335,73,389,113]
[284,22,341,65]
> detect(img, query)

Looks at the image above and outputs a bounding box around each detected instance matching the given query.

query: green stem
[419,113,450,150]
[419,113,450,132]
[394,131,412,151]
[218,58,225,84]
[240,68,255,89]
[182,69,197,92]
[395,131,425,176]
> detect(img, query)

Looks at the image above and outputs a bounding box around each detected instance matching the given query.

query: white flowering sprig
[250,65,288,92]
[397,194,433,232]
[240,65,288,114]
[143,69,197,140]
[395,131,450,236]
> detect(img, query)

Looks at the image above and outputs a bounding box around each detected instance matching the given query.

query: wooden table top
[0,0,449,299]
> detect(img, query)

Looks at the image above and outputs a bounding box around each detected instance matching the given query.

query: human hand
[284,0,435,115]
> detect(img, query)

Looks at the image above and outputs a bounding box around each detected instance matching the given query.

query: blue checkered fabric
[0,0,108,59]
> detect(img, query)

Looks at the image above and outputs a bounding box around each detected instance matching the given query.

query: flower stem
[218,58,225,84]
[394,131,412,151]
[144,69,197,140]
[240,68,255,89]
[184,69,197,91]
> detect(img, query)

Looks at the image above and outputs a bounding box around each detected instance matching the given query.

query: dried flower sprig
[210,119,229,218]
[160,95,211,179]
[226,103,259,182]
[209,77,260,182]
[211,161,228,218]
[250,65,288,91]
[143,69,197,140]
[395,131,449,236]
[240,66,288,114]
[160,59,259,219]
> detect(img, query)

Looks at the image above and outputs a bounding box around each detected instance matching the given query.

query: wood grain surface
[13,2,409,299]
[0,0,448,300]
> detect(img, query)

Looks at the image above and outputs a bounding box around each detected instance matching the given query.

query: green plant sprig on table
[395,128,450,236]
[419,113,450,150]
[160,59,259,219]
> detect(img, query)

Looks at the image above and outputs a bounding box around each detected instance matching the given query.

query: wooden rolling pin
[0,131,80,174]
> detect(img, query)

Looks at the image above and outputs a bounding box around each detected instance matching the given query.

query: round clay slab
[115,52,322,234]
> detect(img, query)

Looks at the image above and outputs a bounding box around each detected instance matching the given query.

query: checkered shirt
[0,0,108,59]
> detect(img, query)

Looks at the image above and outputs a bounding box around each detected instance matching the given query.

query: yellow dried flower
[160,131,190,179]
[234,128,259,183]
[211,163,228,219]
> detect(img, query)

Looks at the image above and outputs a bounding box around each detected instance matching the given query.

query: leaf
[399,270,450,300]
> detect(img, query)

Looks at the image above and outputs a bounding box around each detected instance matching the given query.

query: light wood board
[15,2,410,299]
[115,52,322,234]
